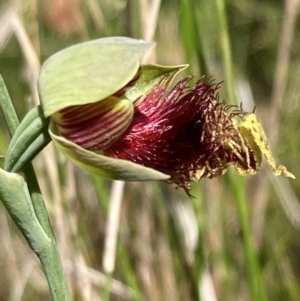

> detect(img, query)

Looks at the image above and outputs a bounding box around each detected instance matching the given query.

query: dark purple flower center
[104,76,256,193]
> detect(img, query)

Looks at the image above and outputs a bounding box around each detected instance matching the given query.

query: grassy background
[0,0,300,300]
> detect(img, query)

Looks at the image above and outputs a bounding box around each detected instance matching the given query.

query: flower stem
[0,75,71,301]
[0,76,19,136]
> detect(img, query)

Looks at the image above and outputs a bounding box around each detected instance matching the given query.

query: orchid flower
[7,37,294,195]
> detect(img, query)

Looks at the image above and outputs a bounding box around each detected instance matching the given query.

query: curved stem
[0,75,71,301]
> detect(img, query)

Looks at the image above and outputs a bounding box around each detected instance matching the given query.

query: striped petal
[53,96,133,150]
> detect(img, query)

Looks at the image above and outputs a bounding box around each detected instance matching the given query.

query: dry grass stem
[102,180,125,274]
[140,0,161,63]
[251,0,300,248]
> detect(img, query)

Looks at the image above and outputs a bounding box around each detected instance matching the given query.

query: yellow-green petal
[49,122,170,181]
[39,37,155,117]
[125,64,188,101]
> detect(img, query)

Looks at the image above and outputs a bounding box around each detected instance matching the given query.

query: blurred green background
[0,0,300,300]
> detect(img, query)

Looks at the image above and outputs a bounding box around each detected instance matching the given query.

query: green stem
[0,76,20,135]
[179,0,208,75]
[215,0,235,104]
[0,75,71,301]
[214,1,268,299]
[38,244,71,301]
[24,165,54,237]
[229,174,267,301]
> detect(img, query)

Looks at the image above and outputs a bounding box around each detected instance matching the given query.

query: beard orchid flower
[34,37,294,194]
